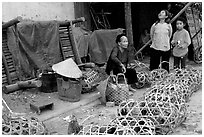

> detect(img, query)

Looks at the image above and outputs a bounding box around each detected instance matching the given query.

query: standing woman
[149,10,172,72]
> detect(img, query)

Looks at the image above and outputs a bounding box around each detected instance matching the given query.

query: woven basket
[150,61,169,85]
[2,115,46,135]
[82,67,108,94]
[106,73,129,106]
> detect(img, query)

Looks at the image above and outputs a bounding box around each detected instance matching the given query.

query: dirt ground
[2,57,202,135]
[41,86,202,135]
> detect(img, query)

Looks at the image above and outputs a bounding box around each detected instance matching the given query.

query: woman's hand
[121,64,126,73]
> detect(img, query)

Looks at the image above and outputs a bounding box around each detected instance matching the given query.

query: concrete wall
[2,2,75,22]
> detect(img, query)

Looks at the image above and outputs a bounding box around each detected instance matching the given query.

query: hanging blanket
[7,20,61,78]
[88,28,125,64]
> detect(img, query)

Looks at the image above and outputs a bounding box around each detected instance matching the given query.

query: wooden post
[124,2,134,46]
[14,23,22,81]
[2,16,22,29]
[3,79,42,94]
[135,2,194,56]
[69,21,82,64]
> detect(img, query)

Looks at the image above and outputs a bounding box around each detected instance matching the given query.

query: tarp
[7,20,61,78]
[88,28,125,64]
[72,27,92,58]
[72,28,125,64]
[7,23,124,78]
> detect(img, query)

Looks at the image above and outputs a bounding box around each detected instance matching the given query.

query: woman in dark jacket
[105,33,138,91]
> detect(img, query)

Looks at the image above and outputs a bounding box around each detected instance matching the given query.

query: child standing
[171,17,191,69]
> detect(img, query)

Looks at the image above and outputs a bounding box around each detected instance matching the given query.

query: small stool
[30,100,54,115]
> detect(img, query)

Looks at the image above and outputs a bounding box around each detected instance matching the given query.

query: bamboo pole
[58,17,85,26]
[191,28,202,39]
[135,2,194,56]
[2,16,22,29]
[77,62,95,68]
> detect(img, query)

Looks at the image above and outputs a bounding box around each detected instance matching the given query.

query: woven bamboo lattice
[117,99,182,134]
[150,68,169,85]
[128,60,151,89]
[149,61,170,85]
[128,60,149,71]
[77,66,201,135]
[115,66,201,135]
[82,67,108,93]
[145,85,187,128]
[78,116,155,135]
[144,84,188,126]
[2,115,46,135]
[78,124,111,135]
[106,73,129,106]
[109,116,155,135]
[163,68,202,97]
[135,70,151,89]
[144,84,187,106]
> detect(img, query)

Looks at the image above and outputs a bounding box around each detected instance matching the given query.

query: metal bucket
[39,73,57,93]
[57,77,82,102]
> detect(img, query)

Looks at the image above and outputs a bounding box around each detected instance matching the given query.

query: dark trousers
[112,67,137,84]
[174,54,187,69]
[149,48,171,72]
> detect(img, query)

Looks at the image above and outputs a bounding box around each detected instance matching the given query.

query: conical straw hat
[52,58,82,78]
